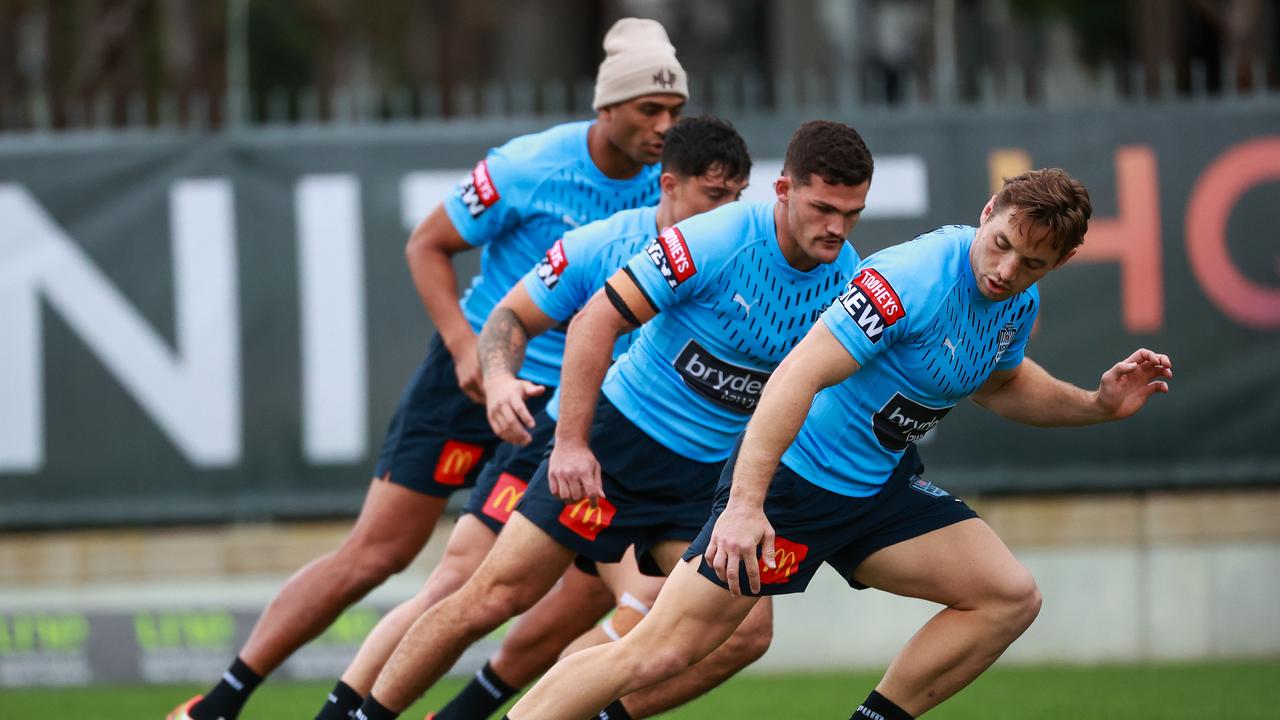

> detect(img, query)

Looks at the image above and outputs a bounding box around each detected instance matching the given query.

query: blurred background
[1,0,1278,714]
[1,0,1278,130]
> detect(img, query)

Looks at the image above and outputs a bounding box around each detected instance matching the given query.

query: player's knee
[629,643,696,686]
[732,621,774,666]
[720,612,773,667]
[991,565,1042,633]
[359,541,419,581]
[424,553,477,599]
[470,582,539,629]
[601,593,651,640]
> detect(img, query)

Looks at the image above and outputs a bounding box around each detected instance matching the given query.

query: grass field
[2,660,1278,718]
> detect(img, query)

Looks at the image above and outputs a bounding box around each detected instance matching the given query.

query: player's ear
[774,175,792,204]
[659,172,679,196]
[979,195,996,224]
[1052,247,1078,270]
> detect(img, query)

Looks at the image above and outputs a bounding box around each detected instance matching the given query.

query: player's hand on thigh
[485,374,545,444]
[1095,348,1172,420]
[548,442,603,503]
[705,500,775,597]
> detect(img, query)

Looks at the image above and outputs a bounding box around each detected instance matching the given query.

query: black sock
[354,695,399,720]
[597,699,633,720]
[851,690,914,720]
[190,657,264,720]
[434,661,519,720]
[315,680,364,720]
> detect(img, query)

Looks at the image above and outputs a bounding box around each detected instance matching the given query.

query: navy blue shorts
[374,334,551,497]
[517,395,723,573]
[463,408,557,533]
[684,442,978,596]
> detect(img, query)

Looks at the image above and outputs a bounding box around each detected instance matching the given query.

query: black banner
[2,103,1278,527]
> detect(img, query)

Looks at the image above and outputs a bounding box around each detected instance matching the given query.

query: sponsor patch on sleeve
[459,159,501,218]
[838,268,905,343]
[534,238,569,289]
[643,226,697,290]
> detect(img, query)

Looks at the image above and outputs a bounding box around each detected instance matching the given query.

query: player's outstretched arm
[549,269,658,503]
[405,205,484,401]
[478,285,557,445]
[971,349,1173,427]
[707,322,860,595]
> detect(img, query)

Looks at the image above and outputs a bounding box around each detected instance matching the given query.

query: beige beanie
[592,18,689,110]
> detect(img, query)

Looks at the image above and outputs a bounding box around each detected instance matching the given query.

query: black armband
[605,281,643,327]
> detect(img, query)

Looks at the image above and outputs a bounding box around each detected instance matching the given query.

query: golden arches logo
[433,440,483,485]
[482,473,528,524]
[492,485,524,513]
[558,497,617,541]
[760,537,809,585]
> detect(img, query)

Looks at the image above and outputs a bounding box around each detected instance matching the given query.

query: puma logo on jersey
[732,292,755,315]
[942,336,962,358]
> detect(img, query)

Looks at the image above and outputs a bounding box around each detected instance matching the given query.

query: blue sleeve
[523,234,589,323]
[442,145,536,247]
[821,257,916,367]
[623,209,732,312]
[994,287,1039,371]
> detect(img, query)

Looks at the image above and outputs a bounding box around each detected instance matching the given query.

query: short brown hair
[992,168,1093,256]
[783,120,873,187]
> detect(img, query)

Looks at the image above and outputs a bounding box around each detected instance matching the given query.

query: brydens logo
[872,393,952,452]
[759,536,809,585]
[559,497,617,541]
[535,238,569,289]
[433,440,484,485]
[839,268,904,342]
[674,339,770,414]
[482,473,528,524]
[460,159,501,218]
[644,226,697,290]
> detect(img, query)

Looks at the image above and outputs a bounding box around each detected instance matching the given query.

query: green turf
[2,660,1277,718]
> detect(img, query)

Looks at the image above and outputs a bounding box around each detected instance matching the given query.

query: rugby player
[169,17,687,720]
[316,115,751,720]
[352,120,876,720]
[504,169,1174,720]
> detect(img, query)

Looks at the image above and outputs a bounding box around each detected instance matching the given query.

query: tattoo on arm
[478,307,530,380]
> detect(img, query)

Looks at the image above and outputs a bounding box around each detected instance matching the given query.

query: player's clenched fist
[547,442,604,503]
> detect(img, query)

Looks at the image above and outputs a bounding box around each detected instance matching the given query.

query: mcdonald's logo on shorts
[482,473,528,525]
[759,536,809,585]
[433,440,484,486]
[558,497,617,541]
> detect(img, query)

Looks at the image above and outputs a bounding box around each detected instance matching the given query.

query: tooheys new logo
[873,393,953,451]
[840,268,904,342]
[460,159,501,218]
[674,339,770,414]
[645,226,697,290]
[535,238,569,289]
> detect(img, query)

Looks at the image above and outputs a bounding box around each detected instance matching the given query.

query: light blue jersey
[783,225,1039,496]
[603,201,858,462]
[443,121,660,386]
[521,205,661,420]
